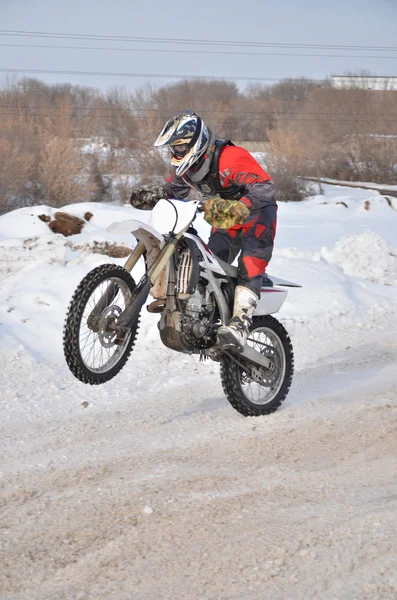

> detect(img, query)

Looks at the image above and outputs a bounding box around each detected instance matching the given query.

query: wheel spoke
[83,335,96,365]
[80,330,94,352]
[93,340,103,369]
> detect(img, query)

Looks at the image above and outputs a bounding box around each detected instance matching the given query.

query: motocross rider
[130,109,277,349]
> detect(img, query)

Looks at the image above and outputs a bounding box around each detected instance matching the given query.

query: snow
[321,230,397,286]
[0,205,54,240]
[277,184,397,248]
[79,137,113,157]
[1,184,397,599]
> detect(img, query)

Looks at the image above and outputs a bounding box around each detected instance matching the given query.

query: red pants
[208,204,277,296]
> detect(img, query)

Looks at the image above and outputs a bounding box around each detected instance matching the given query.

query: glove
[203,197,251,229]
[129,184,166,210]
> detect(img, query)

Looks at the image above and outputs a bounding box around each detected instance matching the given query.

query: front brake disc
[98,306,123,348]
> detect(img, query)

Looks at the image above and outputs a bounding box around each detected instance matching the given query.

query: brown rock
[49,212,85,237]
[84,211,94,222]
[38,214,51,223]
[364,200,371,211]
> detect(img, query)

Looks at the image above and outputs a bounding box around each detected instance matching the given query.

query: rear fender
[268,275,301,288]
[255,286,288,315]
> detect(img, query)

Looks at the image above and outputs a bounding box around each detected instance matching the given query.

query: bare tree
[1,74,396,214]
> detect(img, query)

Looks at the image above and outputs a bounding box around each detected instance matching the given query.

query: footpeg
[217,326,246,352]
[147,299,166,313]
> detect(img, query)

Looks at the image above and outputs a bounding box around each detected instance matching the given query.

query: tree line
[0,75,396,212]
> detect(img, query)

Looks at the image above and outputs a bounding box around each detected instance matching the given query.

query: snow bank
[0,206,53,240]
[275,251,397,337]
[321,230,397,286]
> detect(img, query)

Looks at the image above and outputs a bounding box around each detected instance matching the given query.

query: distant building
[331,75,397,91]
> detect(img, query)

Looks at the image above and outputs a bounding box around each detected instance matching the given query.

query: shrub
[0,137,34,213]
[266,127,314,202]
[38,136,98,207]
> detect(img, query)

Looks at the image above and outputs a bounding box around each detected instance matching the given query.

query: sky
[1,0,397,93]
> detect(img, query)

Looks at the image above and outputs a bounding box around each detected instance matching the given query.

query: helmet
[154,110,213,177]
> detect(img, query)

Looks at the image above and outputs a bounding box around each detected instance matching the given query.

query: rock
[38,214,51,223]
[84,211,94,222]
[49,212,85,237]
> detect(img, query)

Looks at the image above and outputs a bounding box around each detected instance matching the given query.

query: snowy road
[1,322,397,600]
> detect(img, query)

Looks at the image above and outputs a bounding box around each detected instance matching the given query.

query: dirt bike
[63,199,300,417]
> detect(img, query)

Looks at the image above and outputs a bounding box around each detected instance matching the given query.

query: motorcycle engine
[182,284,215,347]
[158,248,216,353]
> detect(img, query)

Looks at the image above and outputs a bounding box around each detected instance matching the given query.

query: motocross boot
[217,285,258,350]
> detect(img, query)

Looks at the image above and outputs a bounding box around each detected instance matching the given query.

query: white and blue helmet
[154,110,214,177]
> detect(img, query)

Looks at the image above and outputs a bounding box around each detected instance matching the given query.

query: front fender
[107,219,165,254]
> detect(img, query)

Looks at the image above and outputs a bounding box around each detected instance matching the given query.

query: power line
[1,29,397,52]
[1,112,397,123]
[1,104,397,117]
[0,67,320,82]
[2,42,397,61]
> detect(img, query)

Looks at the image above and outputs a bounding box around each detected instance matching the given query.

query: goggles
[170,143,189,157]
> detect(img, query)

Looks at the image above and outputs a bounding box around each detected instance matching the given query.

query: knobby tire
[63,264,140,385]
[220,315,294,417]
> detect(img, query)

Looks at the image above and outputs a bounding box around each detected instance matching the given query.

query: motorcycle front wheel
[63,264,140,385]
[220,315,294,417]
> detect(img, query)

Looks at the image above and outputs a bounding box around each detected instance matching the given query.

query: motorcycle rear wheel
[63,264,140,385]
[220,315,294,417]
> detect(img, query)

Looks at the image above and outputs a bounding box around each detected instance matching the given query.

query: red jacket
[163,144,275,213]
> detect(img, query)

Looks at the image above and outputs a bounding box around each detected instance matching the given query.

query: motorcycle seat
[215,258,274,287]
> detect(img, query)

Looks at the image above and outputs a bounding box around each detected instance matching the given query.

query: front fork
[123,240,146,273]
[117,237,180,330]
